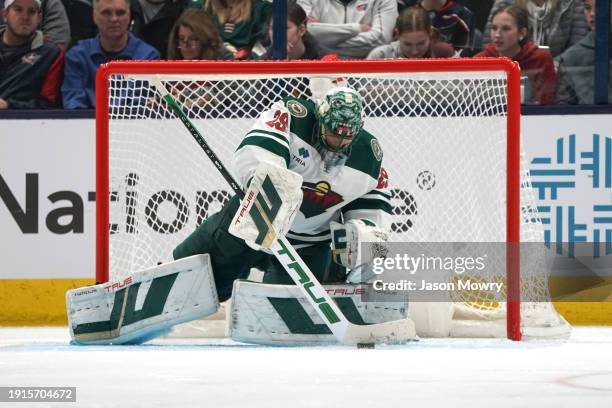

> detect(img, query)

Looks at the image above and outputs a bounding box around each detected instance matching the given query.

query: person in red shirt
[474,5,556,105]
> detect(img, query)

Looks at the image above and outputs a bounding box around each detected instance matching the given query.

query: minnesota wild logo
[300,181,344,218]
[371,139,383,162]
[287,100,307,118]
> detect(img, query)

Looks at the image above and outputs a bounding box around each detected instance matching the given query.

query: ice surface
[1,327,611,408]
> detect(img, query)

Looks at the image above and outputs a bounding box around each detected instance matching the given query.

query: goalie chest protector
[235,96,390,245]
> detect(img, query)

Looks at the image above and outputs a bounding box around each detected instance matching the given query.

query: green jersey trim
[286,230,331,241]
[287,236,332,246]
[246,128,290,146]
[342,197,393,215]
[361,190,392,200]
[286,230,332,246]
[237,136,290,167]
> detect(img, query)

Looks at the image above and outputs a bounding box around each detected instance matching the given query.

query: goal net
[96,59,570,340]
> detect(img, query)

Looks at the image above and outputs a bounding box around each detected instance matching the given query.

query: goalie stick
[150,76,415,346]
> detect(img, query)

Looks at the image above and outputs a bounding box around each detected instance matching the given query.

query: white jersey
[232,96,391,247]
[297,0,398,58]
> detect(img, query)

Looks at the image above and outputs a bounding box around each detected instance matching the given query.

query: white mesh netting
[100,66,569,338]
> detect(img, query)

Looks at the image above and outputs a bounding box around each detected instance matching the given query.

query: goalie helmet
[316,87,364,153]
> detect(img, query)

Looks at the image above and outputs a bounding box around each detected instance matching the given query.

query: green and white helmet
[316,87,364,153]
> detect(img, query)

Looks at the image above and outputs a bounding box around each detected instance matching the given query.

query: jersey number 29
[265,110,288,132]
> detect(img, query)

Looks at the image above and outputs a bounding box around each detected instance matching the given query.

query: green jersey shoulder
[345,127,383,181]
[283,96,317,146]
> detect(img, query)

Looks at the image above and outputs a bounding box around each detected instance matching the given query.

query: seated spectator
[1,0,71,48]
[61,0,96,48]
[0,0,64,109]
[556,0,612,104]
[203,0,271,59]
[61,0,159,108]
[367,6,456,59]
[166,9,231,108]
[297,0,398,59]
[260,0,323,60]
[416,0,475,50]
[483,0,590,58]
[131,0,183,59]
[167,8,231,59]
[475,5,556,104]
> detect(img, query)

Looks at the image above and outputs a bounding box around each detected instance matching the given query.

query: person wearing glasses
[167,8,233,60]
[61,0,159,109]
[165,8,233,109]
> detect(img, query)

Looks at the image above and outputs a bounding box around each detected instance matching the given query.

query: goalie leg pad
[67,254,219,345]
[229,280,412,346]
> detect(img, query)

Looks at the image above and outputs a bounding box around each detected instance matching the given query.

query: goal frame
[95,58,522,340]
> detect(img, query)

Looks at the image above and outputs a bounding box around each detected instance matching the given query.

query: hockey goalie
[67,85,415,346]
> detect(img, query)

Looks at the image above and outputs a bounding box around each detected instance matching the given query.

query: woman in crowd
[260,0,323,60]
[167,8,232,60]
[203,0,272,59]
[475,5,556,104]
[483,0,590,57]
[166,9,232,108]
[367,6,456,59]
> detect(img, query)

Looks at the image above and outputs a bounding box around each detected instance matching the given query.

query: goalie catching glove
[330,219,389,283]
[229,162,303,249]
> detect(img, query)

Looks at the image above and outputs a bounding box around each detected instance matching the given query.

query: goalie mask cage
[96,59,570,341]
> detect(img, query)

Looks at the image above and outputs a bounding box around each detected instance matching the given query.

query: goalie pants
[173,196,345,302]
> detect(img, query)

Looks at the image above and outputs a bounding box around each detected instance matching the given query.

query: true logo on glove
[234,190,256,226]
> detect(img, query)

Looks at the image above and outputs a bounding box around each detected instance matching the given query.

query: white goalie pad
[229,162,303,249]
[410,302,455,338]
[330,219,389,283]
[67,254,219,345]
[410,302,571,339]
[229,280,413,346]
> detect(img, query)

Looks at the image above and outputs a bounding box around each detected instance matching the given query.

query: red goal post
[95,58,524,340]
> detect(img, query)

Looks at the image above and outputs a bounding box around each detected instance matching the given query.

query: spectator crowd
[0,0,610,109]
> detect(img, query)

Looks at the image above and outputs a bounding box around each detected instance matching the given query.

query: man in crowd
[0,0,64,109]
[61,0,159,108]
[1,0,70,48]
